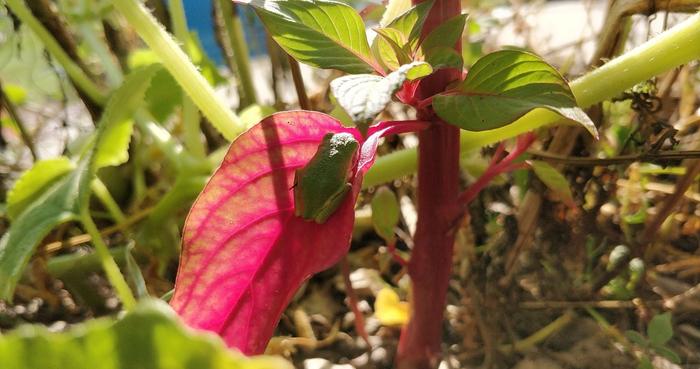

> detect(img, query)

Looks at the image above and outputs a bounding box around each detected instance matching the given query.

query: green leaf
[405,61,433,80]
[145,68,183,122]
[426,46,464,70]
[434,50,597,138]
[638,356,653,369]
[625,330,648,347]
[2,83,28,105]
[421,13,467,51]
[331,62,431,124]
[0,299,292,369]
[379,0,412,26]
[372,28,411,70]
[530,160,575,205]
[0,66,160,301]
[0,159,87,300]
[371,186,400,243]
[653,345,681,364]
[93,65,162,171]
[647,313,674,346]
[6,157,75,220]
[241,0,378,74]
[383,0,433,47]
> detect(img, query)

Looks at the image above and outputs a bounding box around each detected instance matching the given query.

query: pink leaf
[170,111,428,354]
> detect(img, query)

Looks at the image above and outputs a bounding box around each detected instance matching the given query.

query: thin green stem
[91,178,127,223]
[5,0,107,105]
[134,112,211,174]
[0,81,38,160]
[168,0,206,158]
[216,0,258,107]
[77,22,123,87]
[364,12,700,188]
[112,0,243,140]
[79,207,136,310]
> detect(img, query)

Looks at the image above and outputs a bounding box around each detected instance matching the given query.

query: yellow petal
[374,288,410,327]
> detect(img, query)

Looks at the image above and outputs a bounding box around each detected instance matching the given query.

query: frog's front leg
[313,183,352,224]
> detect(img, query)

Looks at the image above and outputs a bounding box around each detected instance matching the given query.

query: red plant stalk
[395,1,463,368]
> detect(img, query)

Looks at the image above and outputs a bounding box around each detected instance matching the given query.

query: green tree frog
[294,132,359,224]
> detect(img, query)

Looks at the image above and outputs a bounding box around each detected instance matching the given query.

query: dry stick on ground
[520,300,664,309]
[42,207,153,254]
[26,0,103,121]
[529,149,700,165]
[0,81,38,160]
[503,0,700,283]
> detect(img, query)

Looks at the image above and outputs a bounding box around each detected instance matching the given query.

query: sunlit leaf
[372,28,411,71]
[6,157,75,220]
[374,288,409,326]
[383,0,433,47]
[170,112,428,354]
[2,83,27,105]
[379,0,412,26]
[0,299,292,369]
[237,0,378,74]
[171,112,361,354]
[434,50,597,138]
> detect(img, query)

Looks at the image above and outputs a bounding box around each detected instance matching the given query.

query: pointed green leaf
[531,160,575,205]
[647,313,674,346]
[6,157,75,220]
[372,27,411,70]
[425,46,464,70]
[625,330,648,347]
[384,0,433,47]
[434,50,597,138]
[0,66,160,301]
[421,13,467,51]
[371,186,400,243]
[0,299,292,369]
[239,0,377,74]
[653,345,681,364]
[93,65,162,170]
[331,62,431,124]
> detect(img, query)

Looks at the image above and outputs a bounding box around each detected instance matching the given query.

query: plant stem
[79,207,136,310]
[395,1,462,368]
[168,0,206,158]
[215,0,258,108]
[91,178,127,223]
[5,0,107,105]
[134,112,211,174]
[77,22,123,87]
[111,0,243,140]
[365,12,700,187]
[0,82,38,160]
[288,56,310,110]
